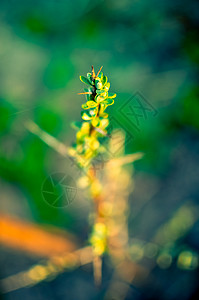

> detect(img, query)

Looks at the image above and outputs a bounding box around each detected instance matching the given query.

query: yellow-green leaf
[91,118,100,127]
[81,112,92,120]
[87,101,98,108]
[108,93,116,98]
[96,89,106,94]
[82,103,89,110]
[102,98,114,106]
[80,76,93,85]
[102,75,107,85]
[100,112,109,118]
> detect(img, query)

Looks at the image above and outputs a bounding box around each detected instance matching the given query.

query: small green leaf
[108,93,116,98]
[82,103,89,110]
[80,76,93,85]
[104,82,110,91]
[82,101,98,110]
[87,73,94,84]
[87,101,98,108]
[91,118,100,127]
[102,98,114,106]
[95,95,105,103]
[81,112,92,120]
[89,108,97,117]
[100,112,108,118]
[96,89,106,94]
[87,72,92,78]
[98,72,103,79]
[96,81,103,90]
[102,75,107,85]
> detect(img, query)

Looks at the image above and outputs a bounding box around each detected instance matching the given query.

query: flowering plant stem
[70,65,117,284]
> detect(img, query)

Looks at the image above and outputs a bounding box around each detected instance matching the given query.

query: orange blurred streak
[0,214,77,257]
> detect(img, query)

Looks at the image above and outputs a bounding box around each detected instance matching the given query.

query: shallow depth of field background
[0,0,199,299]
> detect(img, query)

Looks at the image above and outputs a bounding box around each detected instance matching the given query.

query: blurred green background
[0,0,199,299]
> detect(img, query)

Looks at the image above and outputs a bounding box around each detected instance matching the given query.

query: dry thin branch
[0,246,92,294]
[25,120,69,157]
[25,120,143,168]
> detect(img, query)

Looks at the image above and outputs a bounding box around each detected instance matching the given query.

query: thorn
[77,92,92,95]
[105,153,144,168]
[91,65,95,79]
[96,66,103,78]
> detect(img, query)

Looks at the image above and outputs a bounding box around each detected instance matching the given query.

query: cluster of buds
[70,66,116,168]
